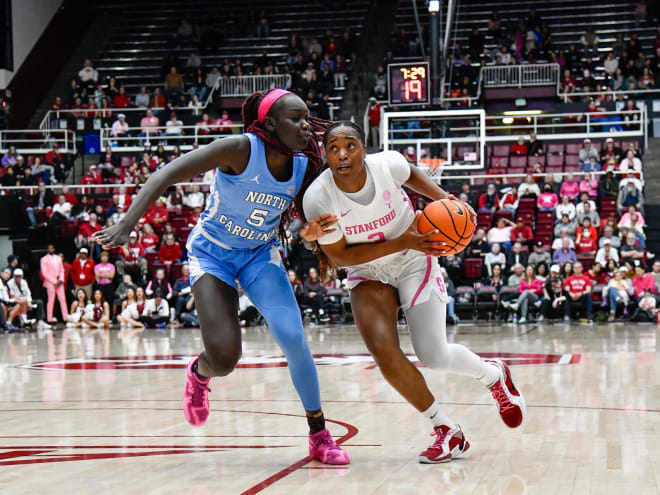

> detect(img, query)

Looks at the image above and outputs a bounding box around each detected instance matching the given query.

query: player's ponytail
[242,89,332,247]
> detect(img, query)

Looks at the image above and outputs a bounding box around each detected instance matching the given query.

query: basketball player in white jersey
[302,122,526,463]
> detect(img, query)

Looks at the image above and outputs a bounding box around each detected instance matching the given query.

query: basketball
[417,198,475,255]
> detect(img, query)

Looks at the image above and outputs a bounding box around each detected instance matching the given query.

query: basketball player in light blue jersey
[95,89,349,465]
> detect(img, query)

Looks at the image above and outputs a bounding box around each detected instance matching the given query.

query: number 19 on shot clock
[387,61,430,106]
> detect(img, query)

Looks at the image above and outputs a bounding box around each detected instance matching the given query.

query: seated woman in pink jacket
[501,265,544,323]
[559,174,580,201]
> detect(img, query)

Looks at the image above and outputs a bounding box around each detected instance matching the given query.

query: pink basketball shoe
[183,356,211,427]
[308,429,350,465]
[418,425,470,464]
[487,358,526,428]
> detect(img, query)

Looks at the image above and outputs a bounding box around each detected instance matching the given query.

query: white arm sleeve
[302,182,345,245]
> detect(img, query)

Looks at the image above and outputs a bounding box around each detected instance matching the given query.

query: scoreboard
[387,62,430,106]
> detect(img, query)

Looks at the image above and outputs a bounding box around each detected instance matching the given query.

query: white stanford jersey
[303,151,448,308]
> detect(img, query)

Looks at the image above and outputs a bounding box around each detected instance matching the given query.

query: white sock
[422,401,455,429]
[479,361,502,388]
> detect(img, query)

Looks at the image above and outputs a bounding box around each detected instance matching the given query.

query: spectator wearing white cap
[619,149,642,174]
[600,137,623,165]
[69,248,95,298]
[578,139,599,163]
[595,238,619,266]
[111,113,130,138]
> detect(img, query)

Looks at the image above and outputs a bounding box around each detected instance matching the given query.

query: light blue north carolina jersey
[197,132,308,249]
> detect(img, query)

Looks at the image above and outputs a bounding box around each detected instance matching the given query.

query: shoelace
[313,432,338,451]
[190,380,211,407]
[490,384,516,412]
[428,428,449,451]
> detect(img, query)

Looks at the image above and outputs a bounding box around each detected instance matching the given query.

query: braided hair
[241,89,332,245]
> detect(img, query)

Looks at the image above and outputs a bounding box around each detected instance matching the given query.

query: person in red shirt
[76,212,102,252]
[80,165,103,185]
[367,97,381,149]
[563,261,593,321]
[115,230,148,283]
[632,264,657,301]
[140,223,160,253]
[69,247,95,298]
[575,227,598,255]
[146,198,169,229]
[45,144,62,166]
[213,110,233,134]
[187,206,202,227]
[60,185,78,206]
[157,233,183,265]
[510,218,533,244]
[113,86,131,108]
[478,182,500,212]
[588,262,607,285]
[509,136,527,156]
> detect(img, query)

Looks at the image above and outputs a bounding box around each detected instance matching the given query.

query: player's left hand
[300,214,338,242]
[448,194,477,227]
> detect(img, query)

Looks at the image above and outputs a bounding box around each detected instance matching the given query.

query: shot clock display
[387,62,430,106]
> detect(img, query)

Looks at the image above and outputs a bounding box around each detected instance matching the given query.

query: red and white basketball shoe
[418,425,470,464]
[487,358,526,428]
[183,355,211,427]
[309,429,350,465]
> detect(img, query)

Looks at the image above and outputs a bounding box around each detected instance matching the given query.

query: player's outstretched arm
[94,136,250,248]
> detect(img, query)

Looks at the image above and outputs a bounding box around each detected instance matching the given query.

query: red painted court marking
[301,466,351,470]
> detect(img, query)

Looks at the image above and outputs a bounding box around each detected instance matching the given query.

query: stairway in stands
[640,137,660,256]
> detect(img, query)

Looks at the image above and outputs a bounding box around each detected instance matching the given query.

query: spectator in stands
[652,260,660,292]
[619,149,642,174]
[140,223,159,253]
[26,182,54,226]
[93,250,115,305]
[111,113,130,139]
[40,244,68,324]
[140,109,160,137]
[536,184,558,211]
[172,264,192,319]
[618,205,645,229]
[617,179,644,216]
[511,219,533,245]
[556,195,576,221]
[599,225,620,249]
[113,86,131,108]
[1,166,16,187]
[518,174,541,198]
[620,233,645,263]
[196,113,214,143]
[632,263,657,301]
[135,86,150,107]
[69,247,95,298]
[75,212,101,252]
[604,267,633,320]
[559,174,579,201]
[157,233,183,265]
[598,170,619,200]
[487,218,513,251]
[485,243,506,276]
[529,241,551,267]
[1,146,18,168]
[146,267,173,302]
[164,66,185,103]
[498,186,519,213]
[581,155,601,173]
[288,269,304,307]
[580,24,600,56]
[509,136,527,156]
[599,138,622,165]
[150,87,166,109]
[579,139,599,163]
[506,265,543,323]
[564,262,593,321]
[165,112,184,140]
[577,202,600,226]
[575,226,598,256]
[140,288,169,328]
[367,97,381,150]
[638,67,655,88]
[304,267,328,324]
[188,94,203,117]
[116,231,148,284]
[507,241,528,267]
[554,213,577,239]
[507,263,525,286]
[553,238,578,264]
[182,184,203,209]
[478,182,500,212]
[214,110,233,135]
[78,59,98,92]
[596,238,619,266]
[527,133,543,157]
[466,228,488,259]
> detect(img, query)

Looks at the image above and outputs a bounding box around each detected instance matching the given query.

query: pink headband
[257,89,292,123]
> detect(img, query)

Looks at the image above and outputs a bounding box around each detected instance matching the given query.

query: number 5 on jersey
[246,208,268,227]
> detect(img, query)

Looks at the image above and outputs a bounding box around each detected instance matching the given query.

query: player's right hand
[300,214,338,242]
[93,221,131,249]
[399,212,447,255]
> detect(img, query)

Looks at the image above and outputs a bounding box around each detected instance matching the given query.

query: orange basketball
[417,198,475,255]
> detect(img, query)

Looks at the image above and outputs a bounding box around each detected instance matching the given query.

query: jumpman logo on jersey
[251,175,260,184]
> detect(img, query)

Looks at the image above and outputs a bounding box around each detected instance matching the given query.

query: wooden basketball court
[0,321,658,494]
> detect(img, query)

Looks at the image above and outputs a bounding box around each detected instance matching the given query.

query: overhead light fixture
[502,117,514,124]
[502,110,543,116]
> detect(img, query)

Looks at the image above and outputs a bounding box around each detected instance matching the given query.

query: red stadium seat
[490,156,508,168]
[528,156,545,167]
[546,165,563,174]
[564,154,580,166]
[464,258,483,279]
[169,262,184,282]
[477,211,493,229]
[509,156,526,168]
[565,143,581,155]
[536,211,554,224]
[495,209,513,222]
[547,155,563,166]
[546,143,564,155]
[564,163,581,173]
[518,198,536,212]
[492,145,509,157]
